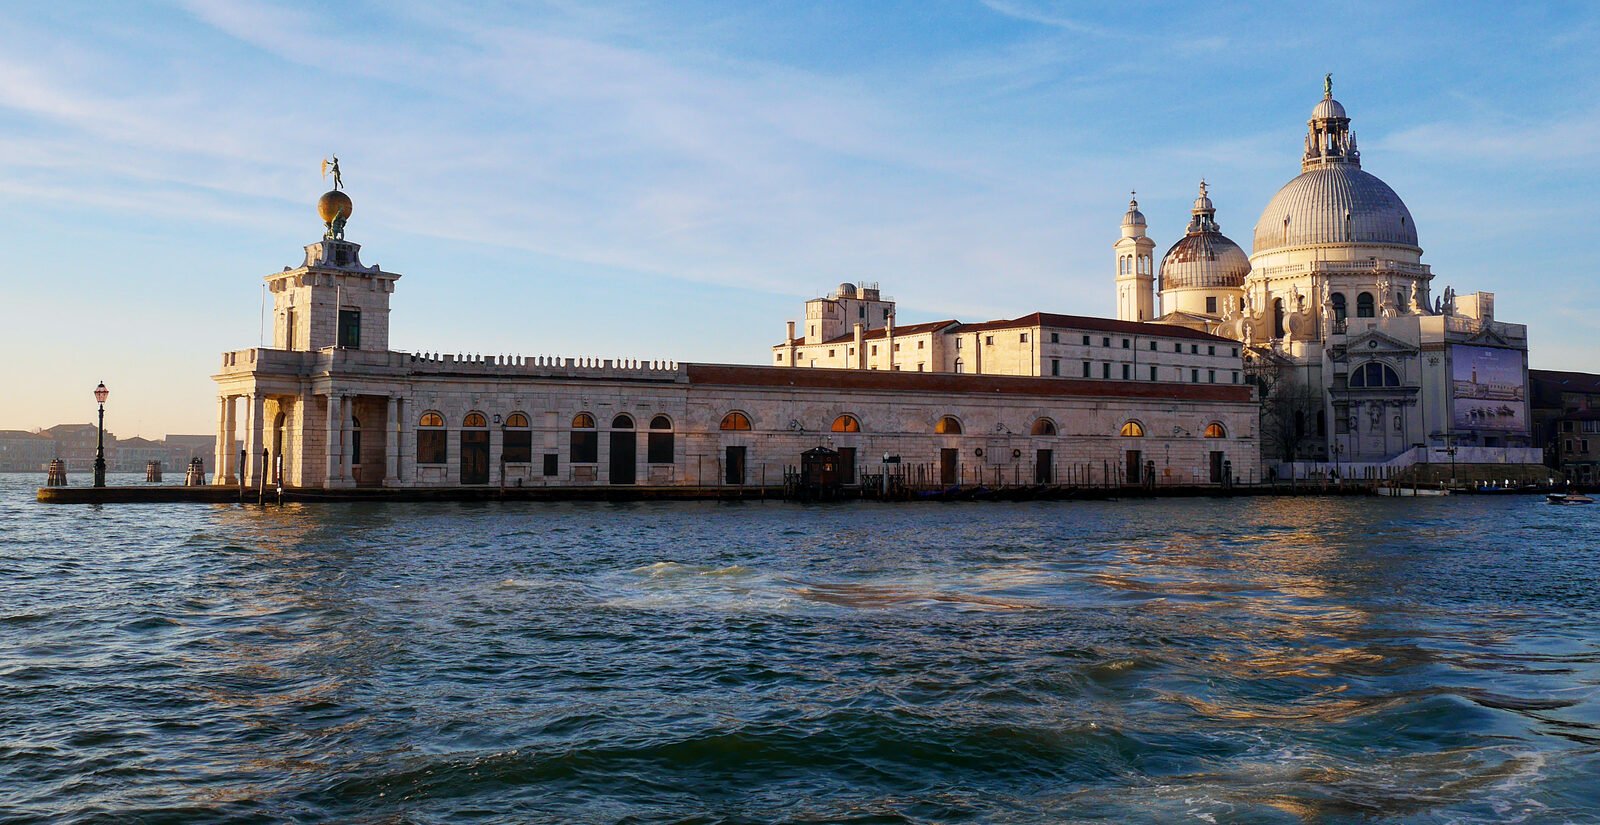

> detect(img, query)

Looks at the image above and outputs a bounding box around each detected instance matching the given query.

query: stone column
[384,396,399,486]
[214,395,234,485]
[339,395,353,485]
[398,398,413,486]
[239,394,256,487]
[489,423,503,486]
[248,393,266,487]
[324,392,339,488]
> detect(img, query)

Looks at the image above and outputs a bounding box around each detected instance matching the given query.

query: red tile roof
[687,363,1253,403]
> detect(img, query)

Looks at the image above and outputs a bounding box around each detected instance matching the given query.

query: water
[3,474,1598,823]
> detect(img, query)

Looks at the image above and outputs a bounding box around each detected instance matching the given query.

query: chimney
[853,323,865,370]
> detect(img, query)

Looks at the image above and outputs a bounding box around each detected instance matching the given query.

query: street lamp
[1331,441,1344,485]
[93,381,109,487]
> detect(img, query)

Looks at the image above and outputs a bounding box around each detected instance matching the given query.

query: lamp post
[1331,441,1344,486]
[93,381,109,487]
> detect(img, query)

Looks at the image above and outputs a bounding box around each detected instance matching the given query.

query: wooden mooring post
[184,457,207,486]
[146,461,163,482]
[46,459,67,487]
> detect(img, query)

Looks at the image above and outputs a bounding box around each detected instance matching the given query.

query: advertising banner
[1451,345,1527,431]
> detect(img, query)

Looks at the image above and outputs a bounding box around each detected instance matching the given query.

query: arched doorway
[609,414,636,485]
[460,412,490,485]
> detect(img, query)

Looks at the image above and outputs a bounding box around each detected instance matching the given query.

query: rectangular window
[1232,371,1239,384]
[916,363,924,372]
[1149,341,1157,351]
[1174,343,1182,352]
[848,347,855,355]
[917,340,925,349]
[985,336,993,345]
[1082,335,1091,345]
[543,454,558,476]
[872,344,878,355]
[1020,333,1028,343]
[647,432,674,464]
[417,430,446,464]
[337,308,361,348]
[775,353,783,361]
[1208,345,1216,356]
[1209,370,1216,383]
[1082,361,1091,377]
[284,308,297,349]
[1050,332,1060,343]
[1231,347,1239,357]
[1191,344,1199,354]
[894,343,902,351]
[1206,296,1217,314]
[1122,364,1131,380]
[1192,369,1200,383]
[570,431,598,463]
[828,349,835,357]
[503,430,533,463]
[1149,365,1158,381]
[1122,338,1130,349]
[1051,359,1060,376]
[953,339,961,351]
[1102,337,1111,347]
[1102,363,1111,379]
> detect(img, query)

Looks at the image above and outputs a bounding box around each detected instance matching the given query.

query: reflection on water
[2,473,1599,823]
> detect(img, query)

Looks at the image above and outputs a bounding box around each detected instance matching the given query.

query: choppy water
[3,474,1599,823]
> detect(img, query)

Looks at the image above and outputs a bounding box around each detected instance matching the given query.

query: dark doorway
[724,446,747,485]
[1210,451,1225,483]
[940,448,959,485]
[837,447,856,485]
[610,431,636,484]
[461,431,490,484]
[1125,450,1142,485]
[1035,449,1053,484]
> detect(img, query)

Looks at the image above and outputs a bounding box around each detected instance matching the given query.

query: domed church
[1119,78,1535,470]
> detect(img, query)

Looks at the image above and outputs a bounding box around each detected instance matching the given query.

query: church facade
[1118,80,1534,465]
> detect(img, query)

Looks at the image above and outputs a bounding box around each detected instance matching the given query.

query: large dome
[1251,163,1417,255]
[1252,85,1420,257]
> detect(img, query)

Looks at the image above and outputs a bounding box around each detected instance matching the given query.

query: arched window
[720,412,752,431]
[1031,418,1056,436]
[417,411,446,464]
[504,412,532,463]
[463,412,488,428]
[611,414,634,429]
[935,416,962,435]
[1204,422,1226,439]
[1357,292,1375,318]
[1330,292,1347,322]
[954,357,965,374]
[570,412,598,463]
[648,415,674,463]
[1349,361,1401,388]
[1120,421,1145,437]
[831,414,861,433]
[1273,298,1286,337]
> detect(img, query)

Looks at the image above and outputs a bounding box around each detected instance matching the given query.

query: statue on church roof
[1324,73,1333,97]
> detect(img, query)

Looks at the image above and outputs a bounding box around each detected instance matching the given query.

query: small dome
[836,282,857,298]
[1160,233,1250,291]
[317,190,353,225]
[1311,96,1347,121]
[1122,194,1146,227]
[1192,186,1213,213]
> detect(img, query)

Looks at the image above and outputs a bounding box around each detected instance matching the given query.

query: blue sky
[2,1,1596,437]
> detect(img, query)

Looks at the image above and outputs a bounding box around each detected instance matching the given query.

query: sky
[1,1,1596,438]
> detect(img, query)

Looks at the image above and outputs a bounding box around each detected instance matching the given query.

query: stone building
[0,430,55,472]
[212,187,1260,490]
[1530,369,1600,483]
[1121,79,1537,468]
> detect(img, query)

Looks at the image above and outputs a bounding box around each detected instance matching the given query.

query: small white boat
[1376,486,1450,497]
[1547,492,1595,505]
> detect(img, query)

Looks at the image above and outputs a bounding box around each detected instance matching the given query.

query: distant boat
[1376,486,1450,497]
[1547,492,1595,505]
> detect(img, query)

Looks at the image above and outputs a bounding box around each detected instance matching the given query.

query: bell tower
[268,170,401,353]
[1114,193,1156,321]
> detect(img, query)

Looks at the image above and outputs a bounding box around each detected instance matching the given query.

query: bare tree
[1247,358,1325,463]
